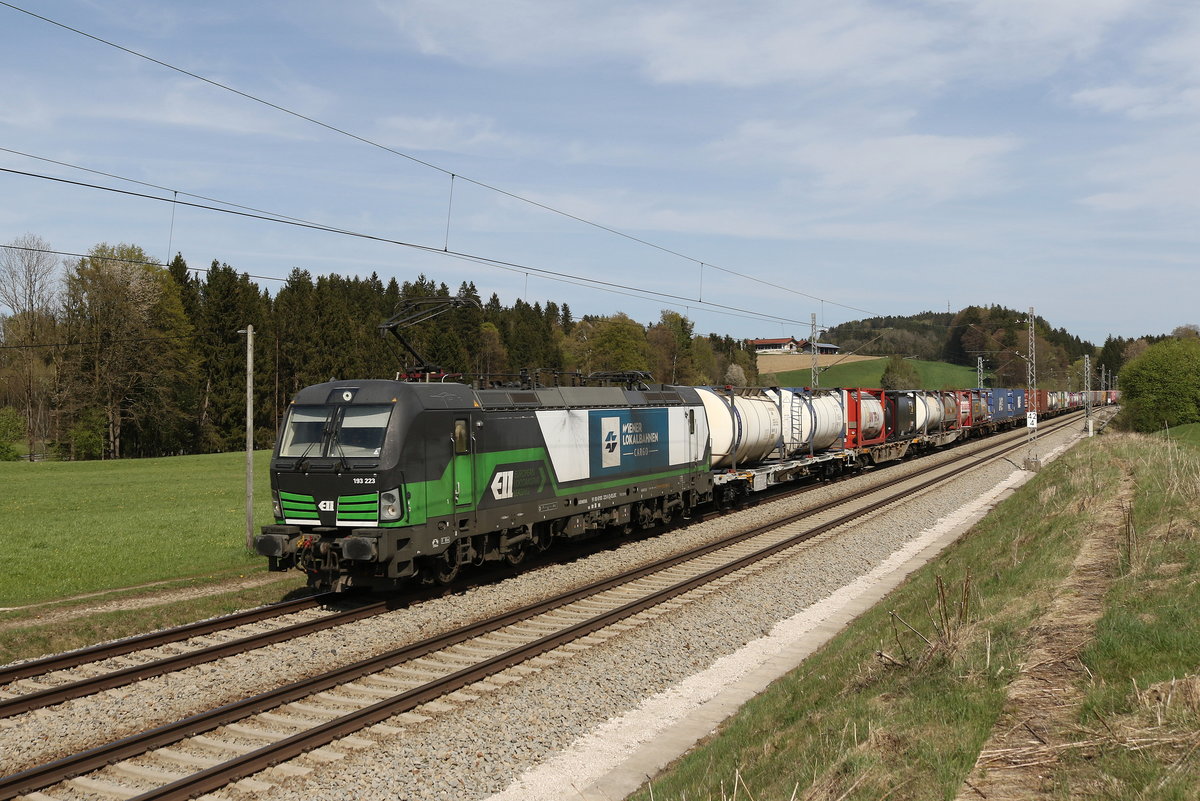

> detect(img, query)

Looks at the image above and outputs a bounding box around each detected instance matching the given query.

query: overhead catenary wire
[0,166,814,328]
[0,1,876,319]
[0,242,287,284]
[0,239,778,331]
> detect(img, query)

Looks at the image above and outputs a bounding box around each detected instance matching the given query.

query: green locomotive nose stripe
[281,501,318,511]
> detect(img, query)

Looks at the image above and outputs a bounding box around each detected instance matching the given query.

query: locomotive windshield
[278,404,393,458]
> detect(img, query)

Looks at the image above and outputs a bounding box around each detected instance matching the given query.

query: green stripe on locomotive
[279,490,319,520]
[390,444,706,529]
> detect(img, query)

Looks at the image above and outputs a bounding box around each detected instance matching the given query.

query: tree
[1117,338,1200,432]
[0,406,23,460]
[580,313,649,374]
[1171,324,1200,339]
[646,310,698,384]
[880,354,921,389]
[477,321,508,377]
[60,243,195,458]
[194,261,266,450]
[0,234,59,458]
[1096,335,1128,381]
[723,363,747,386]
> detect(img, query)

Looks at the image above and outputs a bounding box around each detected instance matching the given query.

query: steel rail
[0,598,388,719]
[0,412,1087,801]
[0,593,333,686]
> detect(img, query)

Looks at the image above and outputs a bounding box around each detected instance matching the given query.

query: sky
[1,0,1197,348]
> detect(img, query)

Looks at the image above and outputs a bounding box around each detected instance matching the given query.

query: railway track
[0,412,1086,801]
[0,593,331,687]
[0,594,398,719]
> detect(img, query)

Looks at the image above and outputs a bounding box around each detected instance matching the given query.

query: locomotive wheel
[418,553,460,585]
[434,556,460,585]
[503,545,526,566]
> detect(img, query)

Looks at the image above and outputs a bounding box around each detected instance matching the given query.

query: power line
[0,146,359,235]
[0,242,287,284]
[0,239,783,329]
[0,165,812,327]
[0,0,876,318]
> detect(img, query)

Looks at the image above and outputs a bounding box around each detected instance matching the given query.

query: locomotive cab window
[453,418,470,454]
[337,405,393,456]
[278,404,393,458]
[278,406,328,457]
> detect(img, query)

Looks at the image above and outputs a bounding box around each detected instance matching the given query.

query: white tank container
[858,394,884,440]
[696,387,781,468]
[916,393,943,431]
[765,388,844,455]
[940,393,959,427]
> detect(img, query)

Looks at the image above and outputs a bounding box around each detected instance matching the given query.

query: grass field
[764,357,979,390]
[1161,422,1200,448]
[1,451,276,607]
[632,431,1200,800]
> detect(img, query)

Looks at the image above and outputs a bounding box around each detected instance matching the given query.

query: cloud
[374,113,509,153]
[631,3,945,88]
[712,119,1020,205]
[1070,8,1200,120]
[1072,84,1200,119]
[1081,135,1200,212]
[371,0,1146,91]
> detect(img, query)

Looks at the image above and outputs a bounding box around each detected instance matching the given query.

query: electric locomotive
[255,378,712,591]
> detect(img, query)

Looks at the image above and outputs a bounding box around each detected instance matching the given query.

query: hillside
[822,305,1100,389]
[762,357,978,390]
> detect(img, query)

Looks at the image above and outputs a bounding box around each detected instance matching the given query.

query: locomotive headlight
[380,488,403,521]
[271,491,282,520]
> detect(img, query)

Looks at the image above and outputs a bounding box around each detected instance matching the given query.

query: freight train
[254,378,1117,591]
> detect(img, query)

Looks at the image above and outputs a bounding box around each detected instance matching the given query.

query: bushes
[1118,338,1200,433]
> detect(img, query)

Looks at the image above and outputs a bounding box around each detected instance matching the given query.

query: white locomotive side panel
[536,405,707,485]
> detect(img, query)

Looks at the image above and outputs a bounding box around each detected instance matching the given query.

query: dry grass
[631,431,1200,801]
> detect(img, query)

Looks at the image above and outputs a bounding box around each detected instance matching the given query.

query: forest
[826,304,1178,390]
[0,236,758,460]
[5,235,1194,460]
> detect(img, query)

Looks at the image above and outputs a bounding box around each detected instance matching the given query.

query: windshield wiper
[296,408,334,470]
[329,421,351,472]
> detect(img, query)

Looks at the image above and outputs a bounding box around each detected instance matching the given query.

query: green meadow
[1,451,276,607]
[765,357,980,390]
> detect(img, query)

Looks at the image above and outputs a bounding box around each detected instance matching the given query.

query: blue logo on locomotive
[590,409,669,475]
